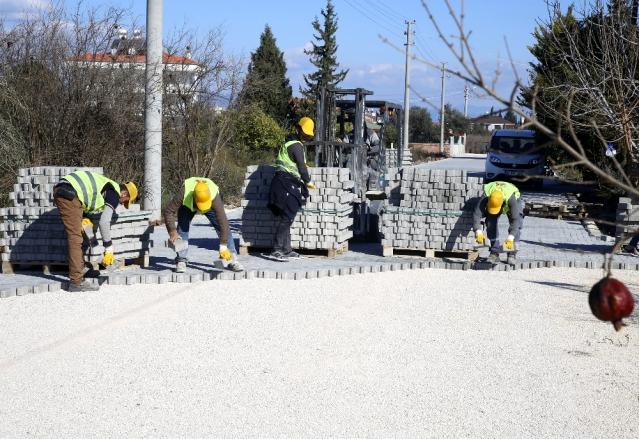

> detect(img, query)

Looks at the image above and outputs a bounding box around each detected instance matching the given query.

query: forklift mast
[311,87,404,239]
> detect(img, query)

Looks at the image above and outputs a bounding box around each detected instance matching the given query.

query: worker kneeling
[53,171,138,292]
[473,181,524,265]
[163,177,243,273]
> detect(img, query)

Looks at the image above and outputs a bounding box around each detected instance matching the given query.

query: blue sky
[2,0,556,116]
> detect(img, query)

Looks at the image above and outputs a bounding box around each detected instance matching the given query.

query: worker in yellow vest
[266,117,316,262]
[473,181,524,265]
[53,171,138,291]
[163,177,243,273]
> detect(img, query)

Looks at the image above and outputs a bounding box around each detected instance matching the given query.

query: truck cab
[485,129,545,188]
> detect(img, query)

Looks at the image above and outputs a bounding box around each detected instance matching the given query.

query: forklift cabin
[310,87,404,239]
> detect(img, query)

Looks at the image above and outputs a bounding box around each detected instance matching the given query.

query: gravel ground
[0,268,638,438]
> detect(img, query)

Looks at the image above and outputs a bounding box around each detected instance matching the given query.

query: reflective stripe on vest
[63,171,120,213]
[182,177,220,213]
[484,181,520,214]
[276,140,305,179]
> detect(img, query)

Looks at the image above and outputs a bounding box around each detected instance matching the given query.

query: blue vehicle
[484,129,545,188]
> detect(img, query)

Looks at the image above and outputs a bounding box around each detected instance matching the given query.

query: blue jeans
[175,205,237,261]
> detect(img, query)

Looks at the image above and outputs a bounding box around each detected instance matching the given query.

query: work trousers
[54,193,85,285]
[175,205,237,261]
[485,201,525,254]
[273,216,293,253]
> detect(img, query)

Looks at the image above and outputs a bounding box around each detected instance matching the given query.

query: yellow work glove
[219,244,233,261]
[101,246,115,266]
[81,218,93,230]
[306,182,317,189]
[475,230,485,245]
[504,235,515,250]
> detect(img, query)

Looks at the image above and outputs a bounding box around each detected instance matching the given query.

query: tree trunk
[633,0,639,25]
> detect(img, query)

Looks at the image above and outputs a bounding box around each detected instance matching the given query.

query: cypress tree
[239,25,292,124]
[301,0,348,98]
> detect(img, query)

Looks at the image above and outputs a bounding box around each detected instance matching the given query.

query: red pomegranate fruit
[588,277,635,331]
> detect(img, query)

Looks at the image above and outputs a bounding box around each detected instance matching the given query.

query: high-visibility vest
[276,140,305,179]
[484,181,520,214]
[182,177,220,213]
[63,171,120,214]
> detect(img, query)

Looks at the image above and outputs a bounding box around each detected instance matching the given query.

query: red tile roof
[69,52,199,65]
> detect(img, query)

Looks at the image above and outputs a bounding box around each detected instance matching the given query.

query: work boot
[67,280,100,292]
[268,250,289,262]
[175,260,187,273]
[506,253,517,266]
[227,261,244,272]
[283,250,301,259]
[486,252,500,264]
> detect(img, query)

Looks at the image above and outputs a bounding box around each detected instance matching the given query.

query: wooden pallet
[1,252,150,274]
[240,243,349,258]
[382,246,478,261]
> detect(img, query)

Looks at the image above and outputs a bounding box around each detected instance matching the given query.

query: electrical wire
[340,0,404,39]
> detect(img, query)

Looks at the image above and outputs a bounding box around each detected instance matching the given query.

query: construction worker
[267,117,316,262]
[473,181,524,265]
[53,171,138,292]
[163,177,243,273]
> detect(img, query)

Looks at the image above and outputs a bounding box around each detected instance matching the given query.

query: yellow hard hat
[487,190,504,215]
[298,116,315,137]
[194,180,212,211]
[123,181,138,208]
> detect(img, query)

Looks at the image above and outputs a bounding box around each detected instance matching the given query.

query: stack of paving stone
[521,191,584,220]
[240,165,355,253]
[385,146,413,168]
[616,197,639,243]
[0,166,153,270]
[380,167,483,252]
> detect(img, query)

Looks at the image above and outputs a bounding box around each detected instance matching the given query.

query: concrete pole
[402,20,414,166]
[144,0,163,219]
[439,62,446,154]
[463,84,469,117]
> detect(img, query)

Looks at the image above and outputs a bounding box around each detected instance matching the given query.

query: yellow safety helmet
[487,190,504,215]
[194,180,212,211]
[123,181,138,208]
[298,116,315,137]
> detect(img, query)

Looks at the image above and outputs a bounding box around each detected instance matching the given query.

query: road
[1,268,637,438]
[416,153,486,177]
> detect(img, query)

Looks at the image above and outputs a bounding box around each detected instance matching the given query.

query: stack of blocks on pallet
[240,165,355,252]
[380,167,483,252]
[0,166,153,269]
[385,146,413,168]
[616,197,639,243]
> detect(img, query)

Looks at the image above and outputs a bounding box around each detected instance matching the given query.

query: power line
[340,0,404,39]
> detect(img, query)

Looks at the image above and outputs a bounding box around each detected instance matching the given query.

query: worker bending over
[473,181,523,265]
[163,177,243,273]
[53,171,137,291]
[267,117,316,262]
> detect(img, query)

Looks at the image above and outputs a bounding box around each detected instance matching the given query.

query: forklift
[309,87,404,240]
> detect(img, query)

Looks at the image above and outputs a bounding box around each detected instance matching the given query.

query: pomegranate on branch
[589,277,635,331]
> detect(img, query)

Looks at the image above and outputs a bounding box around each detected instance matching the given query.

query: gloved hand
[219,244,233,261]
[169,230,180,244]
[101,246,115,266]
[475,230,485,245]
[81,218,97,243]
[306,182,317,190]
[504,235,515,250]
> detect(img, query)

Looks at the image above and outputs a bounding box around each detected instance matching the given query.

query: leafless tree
[381,0,639,271]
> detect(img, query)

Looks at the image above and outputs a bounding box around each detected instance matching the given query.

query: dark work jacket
[268,170,309,221]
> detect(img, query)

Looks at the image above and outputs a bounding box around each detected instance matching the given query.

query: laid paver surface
[0,268,637,437]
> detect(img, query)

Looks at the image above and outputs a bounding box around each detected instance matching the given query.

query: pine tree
[239,25,292,124]
[301,0,348,98]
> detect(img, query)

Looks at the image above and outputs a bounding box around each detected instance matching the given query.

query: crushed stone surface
[0,268,638,438]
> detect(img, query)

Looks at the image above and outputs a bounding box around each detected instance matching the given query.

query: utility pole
[144,0,163,219]
[439,62,446,154]
[402,20,414,166]
[463,84,470,117]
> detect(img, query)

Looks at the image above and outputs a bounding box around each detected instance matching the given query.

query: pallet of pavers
[240,165,355,257]
[380,167,483,260]
[521,191,584,220]
[0,166,153,273]
[615,197,639,243]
